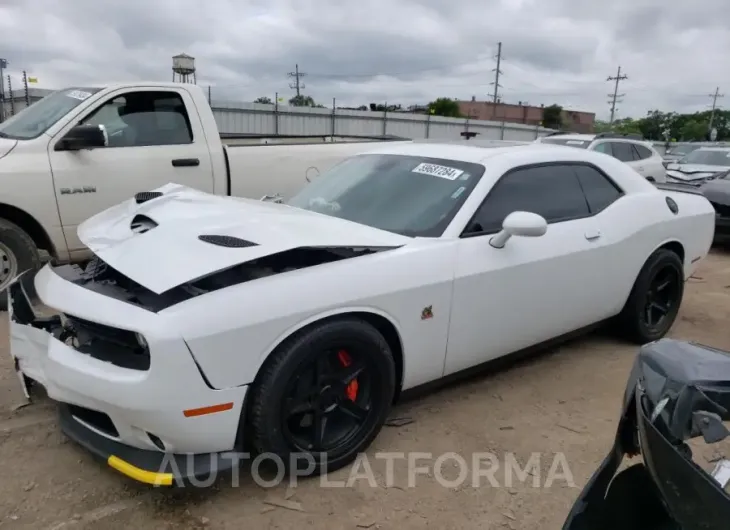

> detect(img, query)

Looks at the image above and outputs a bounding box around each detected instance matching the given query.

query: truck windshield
[287,153,486,237]
[0,87,102,140]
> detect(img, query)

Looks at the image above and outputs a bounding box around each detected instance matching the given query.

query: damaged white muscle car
[7,142,716,485]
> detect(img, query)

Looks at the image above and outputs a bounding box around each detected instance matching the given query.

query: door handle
[637,166,645,171]
[585,229,601,241]
[172,158,200,167]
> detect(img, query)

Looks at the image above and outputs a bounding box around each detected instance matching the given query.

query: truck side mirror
[55,124,108,151]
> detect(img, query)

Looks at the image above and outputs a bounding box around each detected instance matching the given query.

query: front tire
[618,248,684,344]
[248,317,396,476]
[0,219,41,311]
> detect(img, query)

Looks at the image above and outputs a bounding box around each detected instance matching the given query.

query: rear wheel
[248,317,396,475]
[618,249,684,343]
[0,220,41,311]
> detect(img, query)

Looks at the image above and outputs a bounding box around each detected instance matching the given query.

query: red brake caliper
[337,350,359,402]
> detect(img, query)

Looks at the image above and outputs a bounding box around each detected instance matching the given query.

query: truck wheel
[0,219,42,311]
[617,248,684,344]
[248,317,396,476]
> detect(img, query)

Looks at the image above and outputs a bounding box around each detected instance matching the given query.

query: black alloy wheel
[248,318,396,475]
[619,248,684,344]
[281,348,373,453]
[642,263,682,334]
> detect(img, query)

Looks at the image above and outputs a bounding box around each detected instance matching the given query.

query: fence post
[382,101,388,137]
[534,122,540,139]
[425,112,431,139]
[331,97,336,141]
[274,92,279,136]
[500,120,505,140]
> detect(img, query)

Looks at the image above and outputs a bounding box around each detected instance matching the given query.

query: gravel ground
[2,250,730,530]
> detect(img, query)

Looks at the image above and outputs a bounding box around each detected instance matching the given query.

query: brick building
[457,98,595,134]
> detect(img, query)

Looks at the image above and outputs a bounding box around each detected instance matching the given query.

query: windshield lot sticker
[66,90,92,101]
[412,163,464,180]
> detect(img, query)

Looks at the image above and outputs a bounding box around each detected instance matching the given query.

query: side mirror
[55,124,108,151]
[489,211,547,249]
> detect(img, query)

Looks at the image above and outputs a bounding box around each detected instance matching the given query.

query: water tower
[172,53,196,83]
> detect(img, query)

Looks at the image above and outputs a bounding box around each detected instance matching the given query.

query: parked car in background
[665,147,730,186]
[535,132,666,183]
[563,338,730,530]
[662,143,701,164]
[698,168,730,243]
[7,142,714,486]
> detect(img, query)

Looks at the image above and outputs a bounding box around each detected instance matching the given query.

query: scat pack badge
[421,305,433,320]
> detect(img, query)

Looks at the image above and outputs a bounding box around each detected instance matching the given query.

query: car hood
[666,163,730,181]
[0,137,18,160]
[78,183,410,294]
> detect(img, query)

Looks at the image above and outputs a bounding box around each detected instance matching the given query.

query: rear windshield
[540,138,591,148]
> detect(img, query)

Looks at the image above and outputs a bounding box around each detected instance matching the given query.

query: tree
[289,94,316,107]
[254,96,272,104]
[427,98,462,118]
[542,104,563,129]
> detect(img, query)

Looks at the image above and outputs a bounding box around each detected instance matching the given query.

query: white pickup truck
[0,82,414,307]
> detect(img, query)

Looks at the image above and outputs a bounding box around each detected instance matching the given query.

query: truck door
[48,87,214,258]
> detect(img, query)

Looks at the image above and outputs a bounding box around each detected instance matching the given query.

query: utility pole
[607,66,627,124]
[0,58,6,122]
[708,86,724,137]
[287,64,306,97]
[489,42,503,104]
[7,75,14,116]
[22,70,30,107]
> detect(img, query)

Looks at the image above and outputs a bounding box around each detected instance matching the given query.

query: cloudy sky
[1,0,728,120]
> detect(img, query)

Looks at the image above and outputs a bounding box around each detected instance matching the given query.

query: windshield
[0,87,103,140]
[678,149,730,166]
[540,138,591,148]
[287,154,486,237]
[666,145,699,156]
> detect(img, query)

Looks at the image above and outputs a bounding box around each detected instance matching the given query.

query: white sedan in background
[7,142,714,485]
[536,132,667,182]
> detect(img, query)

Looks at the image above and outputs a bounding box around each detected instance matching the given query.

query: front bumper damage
[7,265,248,486]
[563,339,730,530]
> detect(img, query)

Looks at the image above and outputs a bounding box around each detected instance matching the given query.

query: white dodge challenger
[7,142,715,486]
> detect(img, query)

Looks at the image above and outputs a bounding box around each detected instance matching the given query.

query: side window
[593,142,613,156]
[81,91,193,147]
[467,165,590,234]
[573,165,623,213]
[632,144,653,160]
[610,142,637,162]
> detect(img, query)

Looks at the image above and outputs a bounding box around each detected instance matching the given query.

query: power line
[707,86,724,136]
[287,63,306,97]
[488,42,503,104]
[607,66,627,124]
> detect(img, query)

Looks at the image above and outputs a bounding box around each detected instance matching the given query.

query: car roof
[542,133,595,141]
[696,146,730,152]
[365,141,606,164]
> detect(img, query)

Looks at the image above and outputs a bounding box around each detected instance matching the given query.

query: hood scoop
[130,214,158,235]
[135,191,163,204]
[198,235,258,248]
